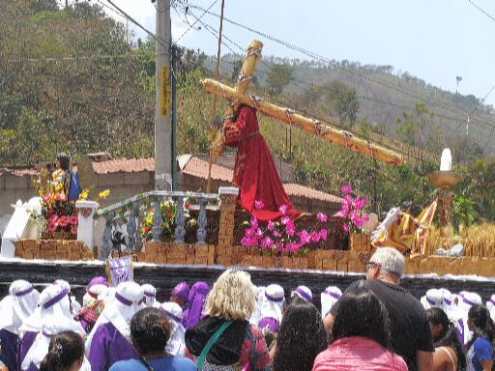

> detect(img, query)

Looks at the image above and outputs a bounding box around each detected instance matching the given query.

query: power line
[183,2,495,133]
[174,0,218,43]
[467,0,495,23]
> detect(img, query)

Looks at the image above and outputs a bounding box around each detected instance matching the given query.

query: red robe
[224,106,297,220]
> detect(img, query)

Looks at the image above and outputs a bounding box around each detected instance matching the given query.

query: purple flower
[298,230,312,245]
[261,236,274,249]
[255,200,265,210]
[267,221,276,231]
[317,212,328,223]
[341,183,353,195]
[319,228,328,241]
[279,204,289,215]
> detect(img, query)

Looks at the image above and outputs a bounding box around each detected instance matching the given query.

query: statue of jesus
[223,105,297,220]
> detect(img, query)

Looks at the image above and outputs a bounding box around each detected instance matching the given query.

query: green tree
[266,63,294,95]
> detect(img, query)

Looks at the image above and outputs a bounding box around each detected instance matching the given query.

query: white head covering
[21,284,85,370]
[320,286,342,319]
[141,284,159,308]
[439,288,457,322]
[249,286,266,325]
[54,279,82,316]
[487,294,495,322]
[82,283,109,307]
[456,291,482,345]
[162,301,186,356]
[291,285,313,303]
[420,288,444,310]
[259,284,284,324]
[0,280,39,336]
[84,281,144,355]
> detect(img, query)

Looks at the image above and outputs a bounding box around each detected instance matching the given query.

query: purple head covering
[88,276,108,290]
[172,282,190,303]
[258,317,280,334]
[182,281,210,329]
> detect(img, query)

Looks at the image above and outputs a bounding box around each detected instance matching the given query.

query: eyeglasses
[366,261,380,271]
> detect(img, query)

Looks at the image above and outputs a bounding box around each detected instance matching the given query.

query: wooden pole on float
[201,78,405,166]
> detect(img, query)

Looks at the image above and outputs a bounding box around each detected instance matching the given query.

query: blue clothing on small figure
[68,170,82,201]
[109,355,197,371]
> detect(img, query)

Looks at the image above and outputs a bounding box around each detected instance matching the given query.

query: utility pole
[154,0,173,190]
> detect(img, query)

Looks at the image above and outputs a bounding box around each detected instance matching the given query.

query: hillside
[211,54,495,159]
[2,0,495,221]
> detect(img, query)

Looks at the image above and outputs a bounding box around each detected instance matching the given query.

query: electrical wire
[467,0,495,23]
[182,2,495,135]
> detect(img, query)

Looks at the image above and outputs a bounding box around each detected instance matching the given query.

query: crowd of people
[0,247,494,370]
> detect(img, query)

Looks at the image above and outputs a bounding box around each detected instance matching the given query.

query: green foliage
[266,63,294,95]
[453,194,478,230]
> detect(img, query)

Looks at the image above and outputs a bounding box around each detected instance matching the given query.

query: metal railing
[95,191,220,260]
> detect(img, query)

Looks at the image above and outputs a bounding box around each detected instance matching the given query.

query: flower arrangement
[240,201,329,256]
[141,199,177,241]
[337,183,369,234]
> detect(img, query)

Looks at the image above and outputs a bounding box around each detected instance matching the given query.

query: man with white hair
[324,247,433,371]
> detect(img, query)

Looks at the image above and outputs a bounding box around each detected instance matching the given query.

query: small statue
[50,153,82,201]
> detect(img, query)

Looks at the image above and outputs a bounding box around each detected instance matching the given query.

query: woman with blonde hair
[185,269,271,370]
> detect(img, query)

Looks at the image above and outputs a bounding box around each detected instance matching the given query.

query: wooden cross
[203,41,406,167]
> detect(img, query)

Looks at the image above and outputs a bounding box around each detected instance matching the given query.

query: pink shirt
[312,337,408,371]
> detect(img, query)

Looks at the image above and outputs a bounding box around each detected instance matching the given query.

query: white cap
[291,285,313,303]
[321,286,342,318]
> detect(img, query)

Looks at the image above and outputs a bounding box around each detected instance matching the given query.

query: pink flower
[285,220,296,237]
[261,236,273,249]
[256,228,264,238]
[241,236,258,247]
[250,217,259,229]
[354,197,368,210]
[341,183,353,195]
[254,200,265,210]
[273,230,282,238]
[343,224,350,233]
[351,212,365,228]
[245,227,256,238]
[281,216,290,226]
[279,204,289,215]
[317,212,328,223]
[267,221,276,231]
[319,228,328,241]
[287,242,302,254]
[298,230,312,245]
[311,231,321,243]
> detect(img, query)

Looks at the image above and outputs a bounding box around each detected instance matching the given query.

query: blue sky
[103,0,495,107]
